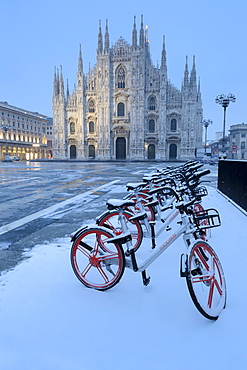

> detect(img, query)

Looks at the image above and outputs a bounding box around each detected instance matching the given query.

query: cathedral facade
[52,17,203,160]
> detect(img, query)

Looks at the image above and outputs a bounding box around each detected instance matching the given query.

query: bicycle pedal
[180,253,188,277]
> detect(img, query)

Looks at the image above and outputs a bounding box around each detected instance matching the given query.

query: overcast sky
[1,0,246,140]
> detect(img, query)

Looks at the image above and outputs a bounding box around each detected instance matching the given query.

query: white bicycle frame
[130,187,179,238]
[124,208,195,273]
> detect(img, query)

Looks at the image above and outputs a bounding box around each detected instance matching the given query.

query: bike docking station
[70,160,226,321]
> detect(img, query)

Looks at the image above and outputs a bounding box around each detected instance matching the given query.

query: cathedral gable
[113,37,131,62]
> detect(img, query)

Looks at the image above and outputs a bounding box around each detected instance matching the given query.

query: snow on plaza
[0,177,247,369]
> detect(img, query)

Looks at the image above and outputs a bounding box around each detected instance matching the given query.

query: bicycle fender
[71,224,115,242]
[70,226,89,241]
[95,210,111,225]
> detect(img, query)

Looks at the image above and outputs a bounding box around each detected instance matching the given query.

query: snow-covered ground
[0,186,246,370]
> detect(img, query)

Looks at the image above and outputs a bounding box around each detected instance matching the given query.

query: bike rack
[193,208,221,229]
[194,186,208,198]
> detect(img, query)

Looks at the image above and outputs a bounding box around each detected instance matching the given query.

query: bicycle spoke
[96,265,111,283]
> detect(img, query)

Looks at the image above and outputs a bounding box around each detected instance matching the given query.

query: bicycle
[70,187,226,320]
[96,168,211,249]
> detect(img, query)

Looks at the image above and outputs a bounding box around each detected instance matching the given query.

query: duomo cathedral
[52,16,203,160]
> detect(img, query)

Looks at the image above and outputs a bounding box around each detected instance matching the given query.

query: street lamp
[201,119,213,155]
[1,124,12,162]
[215,93,236,157]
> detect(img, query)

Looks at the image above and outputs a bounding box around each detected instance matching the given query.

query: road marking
[0,180,120,236]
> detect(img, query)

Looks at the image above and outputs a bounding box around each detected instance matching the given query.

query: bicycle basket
[193,208,221,229]
[194,186,208,198]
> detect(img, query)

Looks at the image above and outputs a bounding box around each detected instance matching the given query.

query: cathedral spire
[104,19,109,53]
[53,66,59,97]
[132,16,137,49]
[59,66,65,98]
[97,20,103,54]
[197,77,202,101]
[161,35,167,69]
[77,44,83,89]
[139,15,144,48]
[78,44,83,75]
[67,79,70,99]
[183,56,189,88]
[190,55,197,87]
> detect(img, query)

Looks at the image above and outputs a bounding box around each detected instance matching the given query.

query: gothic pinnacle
[98,20,103,54]
[132,15,137,49]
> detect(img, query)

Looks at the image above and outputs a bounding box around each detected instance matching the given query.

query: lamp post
[215,93,236,157]
[1,124,12,162]
[201,119,213,155]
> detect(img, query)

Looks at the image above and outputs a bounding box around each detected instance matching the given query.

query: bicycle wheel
[193,203,211,241]
[98,210,143,252]
[186,241,226,320]
[71,226,125,290]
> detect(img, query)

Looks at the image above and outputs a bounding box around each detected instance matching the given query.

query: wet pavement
[0,160,218,274]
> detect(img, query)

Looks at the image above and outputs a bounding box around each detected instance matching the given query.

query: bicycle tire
[71,226,125,291]
[186,241,226,320]
[97,210,143,252]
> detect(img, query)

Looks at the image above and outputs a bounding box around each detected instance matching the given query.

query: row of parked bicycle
[70,160,226,320]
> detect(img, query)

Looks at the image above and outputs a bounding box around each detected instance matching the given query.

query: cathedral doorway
[70,145,77,159]
[148,144,155,159]
[169,144,177,159]
[89,145,95,158]
[116,137,126,159]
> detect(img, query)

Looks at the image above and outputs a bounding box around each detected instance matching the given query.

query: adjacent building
[229,123,247,160]
[0,101,48,161]
[46,117,53,159]
[53,17,203,161]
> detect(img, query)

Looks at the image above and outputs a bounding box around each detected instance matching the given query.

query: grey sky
[1,0,246,140]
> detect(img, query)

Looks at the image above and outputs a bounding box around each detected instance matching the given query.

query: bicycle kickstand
[142,270,151,286]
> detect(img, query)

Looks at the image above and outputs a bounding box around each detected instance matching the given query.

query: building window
[148,96,156,110]
[70,122,75,134]
[241,133,246,138]
[171,118,177,131]
[88,99,95,113]
[149,119,155,132]
[117,67,125,88]
[117,102,125,116]
[89,121,94,133]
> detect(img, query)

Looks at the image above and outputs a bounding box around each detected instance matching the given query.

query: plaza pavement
[0,160,217,273]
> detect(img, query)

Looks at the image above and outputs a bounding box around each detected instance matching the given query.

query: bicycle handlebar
[189,169,210,180]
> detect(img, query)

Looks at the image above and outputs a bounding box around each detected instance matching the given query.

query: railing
[218,160,247,212]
